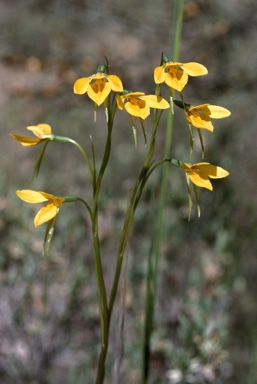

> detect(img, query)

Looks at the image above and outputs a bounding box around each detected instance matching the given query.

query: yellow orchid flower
[116,92,170,120]
[74,69,123,106]
[182,162,229,191]
[184,103,231,132]
[10,124,53,146]
[154,60,208,92]
[16,190,65,227]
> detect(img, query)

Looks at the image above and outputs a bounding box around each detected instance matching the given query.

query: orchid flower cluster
[11,56,230,383]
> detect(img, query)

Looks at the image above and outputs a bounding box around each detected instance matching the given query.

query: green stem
[173,0,184,61]
[53,135,94,184]
[108,112,161,320]
[63,195,93,219]
[94,101,118,384]
[142,1,184,382]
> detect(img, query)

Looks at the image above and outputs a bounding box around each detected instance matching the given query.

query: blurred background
[1,0,257,383]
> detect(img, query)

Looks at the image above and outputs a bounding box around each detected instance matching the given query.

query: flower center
[90,78,107,93]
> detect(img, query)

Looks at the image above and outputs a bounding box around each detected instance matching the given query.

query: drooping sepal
[185,174,193,222]
[33,141,50,179]
[140,118,147,146]
[43,215,57,257]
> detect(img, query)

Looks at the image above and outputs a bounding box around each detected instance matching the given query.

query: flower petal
[92,73,105,79]
[34,205,58,227]
[16,190,50,203]
[189,104,210,111]
[140,95,169,109]
[10,134,42,146]
[39,192,61,202]
[206,105,231,119]
[73,77,91,94]
[186,113,214,131]
[116,95,125,110]
[125,101,150,120]
[127,92,145,97]
[182,163,213,190]
[180,62,208,76]
[164,68,188,91]
[52,196,65,206]
[27,124,52,137]
[154,66,165,84]
[107,75,123,92]
[189,173,213,190]
[196,163,230,179]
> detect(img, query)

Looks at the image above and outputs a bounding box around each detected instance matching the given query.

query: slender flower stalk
[54,135,94,184]
[108,113,161,318]
[93,96,117,384]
